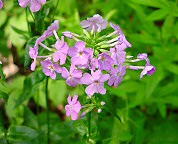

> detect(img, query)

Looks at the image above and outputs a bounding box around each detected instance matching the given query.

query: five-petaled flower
[18,0,46,12]
[61,65,82,87]
[68,41,90,66]
[108,65,126,87]
[81,70,110,96]
[53,36,69,64]
[65,95,82,120]
[41,59,61,80]
[80,14,108,32]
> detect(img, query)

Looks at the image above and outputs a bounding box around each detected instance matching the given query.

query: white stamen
[39,42,52,51]
[106,31,118,38]
[37,55,52,59]
[106,36,120,44]
[53,30,59,40]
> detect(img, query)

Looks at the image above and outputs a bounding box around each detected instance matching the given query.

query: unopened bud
[98,109,102,113]
[101,101,105,106]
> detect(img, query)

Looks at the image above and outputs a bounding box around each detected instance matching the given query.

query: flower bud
[101,101,105,106]
[98,109,102,113]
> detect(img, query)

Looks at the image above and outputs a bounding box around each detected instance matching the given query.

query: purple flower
[98,52,114,71]
[68,41,89,66]
[108,65,126,87]
[137,53,148,60]
[61,65,82,87]
[62,31,78,39]
[41,59,61,80]
[18,0,46,12]
[110,45,126,65]
[43,20,59,38]
[81,70,110,96]
[0,0,3,9]
[140,61,156,79]
[80,14,108,32]
[29,47,38,71]
[53,37,69,65]
[65,95,82,120]
[62,31,73,39]
[110,22,132,49]
[78,48,98,70]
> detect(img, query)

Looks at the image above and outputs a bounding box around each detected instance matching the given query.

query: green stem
[27,7,35,22]
[45,76,50,144]
[51,0,60,23]
[25,8,31,36]
[88,111,91,137]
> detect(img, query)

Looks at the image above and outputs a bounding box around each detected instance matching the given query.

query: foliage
[0,0,178,143]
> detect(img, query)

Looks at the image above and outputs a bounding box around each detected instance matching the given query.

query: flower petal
[71,110,78,120]
[86,83,97,96]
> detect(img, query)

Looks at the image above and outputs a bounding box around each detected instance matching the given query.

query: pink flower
[108,65,126,87]
[53,36,69,64]
[65,95,82,120]
[81,70,110,96]
[80,14,108,32]
[98,52,114,71]
[18,0,46,12]
[41,59,61,80]
[68,41,90,66]
[110,22,132,48]
[29,46,38,71]
[140,61,156,79]
[110,45,126,65]
[61,65,82,87]
[43,20,59,38]
[0,0,3,9]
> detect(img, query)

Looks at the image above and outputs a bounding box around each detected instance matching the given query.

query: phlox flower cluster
[0,0,46,12]
[29,14,156,120]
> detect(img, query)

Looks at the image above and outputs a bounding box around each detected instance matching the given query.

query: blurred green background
[0,0,178,143]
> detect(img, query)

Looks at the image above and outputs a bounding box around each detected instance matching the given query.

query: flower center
[101,57,105,61]
[69,74,73,79]
[117,72,121,76]
[69,105,73,110]
[95,80,99,84]
[48,65,55,71]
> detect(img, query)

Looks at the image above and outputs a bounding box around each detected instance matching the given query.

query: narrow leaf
[146,9,168,21]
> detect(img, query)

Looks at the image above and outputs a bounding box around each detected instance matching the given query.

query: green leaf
[73,120,87,136]
[48,80,67,106]
[111,117,132,143]
[11,26,29,35]
[50,122,75,141]
[0,127,7,143]
[129,0,168,8]
[145,66,164,98]
[0,10,7,27]
[146,9,168,21]
[163,62,178,75]
[0,90,8,101]
[157,103,166,118]
[14,71,45,108]
[23,107,39,129]
[7,126,41,142]
[0,64,6,81]
[162,15,175,41]
[98,94,121,122]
